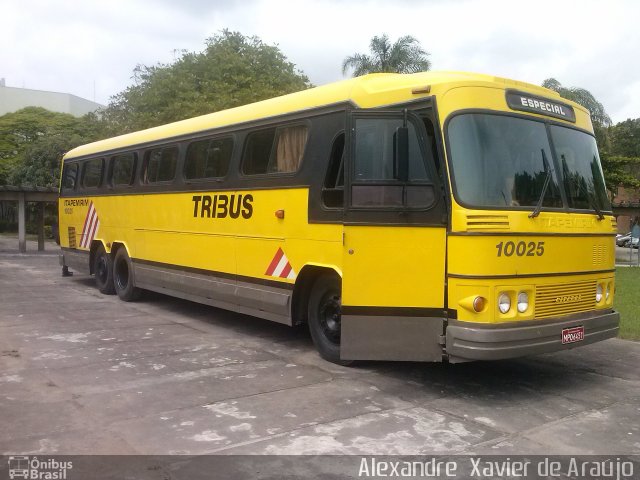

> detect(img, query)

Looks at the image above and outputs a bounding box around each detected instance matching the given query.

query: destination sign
[505,89,576,123]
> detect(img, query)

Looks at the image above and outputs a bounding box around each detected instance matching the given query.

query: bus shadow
[70,278,611,400]
[150,286,607,400]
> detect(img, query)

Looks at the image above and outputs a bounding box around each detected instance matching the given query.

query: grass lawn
[615,267,640,340]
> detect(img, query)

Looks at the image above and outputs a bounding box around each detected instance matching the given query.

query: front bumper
[445,309,620,363]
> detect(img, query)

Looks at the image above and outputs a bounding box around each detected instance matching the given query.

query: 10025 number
[496,241,545,257]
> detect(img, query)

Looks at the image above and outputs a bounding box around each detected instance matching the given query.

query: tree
[0,107,100,187]
[541,78,640,195]
[542,78,612,128]
[609,118,640,157]
[542,78,611,160]
[101,30,311,134]
[7,132,90,187]
[1,31,311,188]
[604,118,640,194]
[342,34,431,77]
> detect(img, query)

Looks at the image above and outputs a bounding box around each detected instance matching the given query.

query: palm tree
[342,34,431,77]
[542,78,612,128]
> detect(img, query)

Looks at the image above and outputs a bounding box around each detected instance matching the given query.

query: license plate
[562,326,585,344]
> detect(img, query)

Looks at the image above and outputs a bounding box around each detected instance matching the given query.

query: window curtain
[276,126,308,172]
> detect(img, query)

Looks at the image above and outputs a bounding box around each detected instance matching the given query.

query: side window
[111,153,137,186]
[144,146,178,183]
[242,125,308,175]
[82,158,104,188]
[353,118,427,181]
[242,129,275,175]
[351,116,435,208]
[61,163,78,191]
[322,133,345,208]
[184,137,233,180]
[423,117,441,174]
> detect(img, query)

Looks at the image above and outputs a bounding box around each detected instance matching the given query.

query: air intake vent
[466,215,510,231]
[592,244,608,266]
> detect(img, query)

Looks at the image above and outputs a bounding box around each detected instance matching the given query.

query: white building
[0,78,104,117]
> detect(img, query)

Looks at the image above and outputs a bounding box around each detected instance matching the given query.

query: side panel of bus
[339,107,449,361]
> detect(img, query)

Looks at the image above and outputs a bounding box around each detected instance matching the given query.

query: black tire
[113,247,142,301]
[307,274,352,365]
[93,244,115,295]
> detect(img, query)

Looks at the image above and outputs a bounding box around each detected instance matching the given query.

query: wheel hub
[320,293,341,344]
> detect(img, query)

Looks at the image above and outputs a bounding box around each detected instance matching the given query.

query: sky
[2,0,639,124]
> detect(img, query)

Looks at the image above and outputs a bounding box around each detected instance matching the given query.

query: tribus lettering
[192,194,253,219]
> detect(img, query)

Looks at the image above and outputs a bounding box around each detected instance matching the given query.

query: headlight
[517,292,529,313]
[596,284,603,303]
[606,283,611,301]
[498,293,511,314]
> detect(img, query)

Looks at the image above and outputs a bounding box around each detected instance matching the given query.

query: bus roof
[64,71,585,160]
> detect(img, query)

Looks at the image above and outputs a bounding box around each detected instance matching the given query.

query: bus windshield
[447,113,611,213]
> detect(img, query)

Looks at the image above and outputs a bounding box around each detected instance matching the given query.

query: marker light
[517,292,529,313]
[498,293,511,314]
[596,284,603,303]
[473,296,486,312]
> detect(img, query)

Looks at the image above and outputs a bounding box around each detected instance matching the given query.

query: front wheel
[307,274,352,365]
[113,247,142,302]
[93,244,115,295]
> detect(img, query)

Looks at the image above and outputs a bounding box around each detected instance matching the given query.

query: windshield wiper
[586,192,605,220]
[529,149,552,219]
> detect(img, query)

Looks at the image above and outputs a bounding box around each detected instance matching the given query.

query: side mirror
[394,126,409,182]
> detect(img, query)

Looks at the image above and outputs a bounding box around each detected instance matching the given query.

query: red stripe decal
[80,202,94,241]
[82,209,97,248]
[279,262,292,279]
[86,214,98,246]
[265,248,285,276]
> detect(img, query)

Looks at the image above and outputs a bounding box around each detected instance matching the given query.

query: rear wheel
[113,247,142,301]
[93,244,115,295]
[307,274,352,365]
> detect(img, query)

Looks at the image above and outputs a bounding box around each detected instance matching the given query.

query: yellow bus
[58,71,619,364]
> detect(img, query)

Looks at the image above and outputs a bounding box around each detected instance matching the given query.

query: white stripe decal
[265,248,297,280]
[80,203,100,249]
[84,209,97,248]
[272,255,289,277]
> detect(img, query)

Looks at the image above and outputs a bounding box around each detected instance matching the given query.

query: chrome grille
[535,280,596,319]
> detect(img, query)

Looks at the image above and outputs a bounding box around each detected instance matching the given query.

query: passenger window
[111,153,137,186]
[273,125,308,173]
[144,146,178,183]
[82,158,104,188]
[242,125,308,175]
[61,163,78,191]
[242,129,275,175]
[184,137,233,179]
[322,133,345,208]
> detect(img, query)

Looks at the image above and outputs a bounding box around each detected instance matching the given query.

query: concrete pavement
[1,240,639,458]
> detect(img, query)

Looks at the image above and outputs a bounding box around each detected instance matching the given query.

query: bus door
[340,109,448,361]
